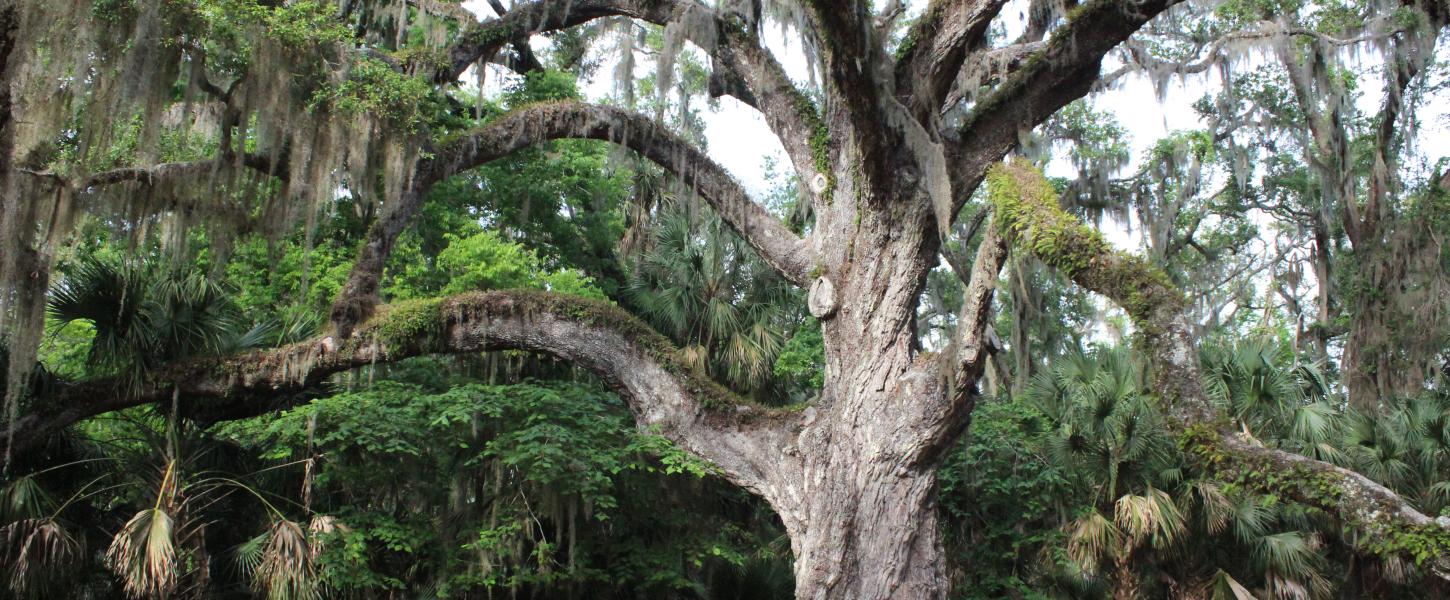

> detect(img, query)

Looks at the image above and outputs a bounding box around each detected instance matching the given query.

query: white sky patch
[461,1,1450,201]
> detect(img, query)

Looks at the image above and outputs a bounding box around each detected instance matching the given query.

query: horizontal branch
[329,100,811,336]
[18,152,284,191]
[986,162,1450,578]
[9,291,801,498]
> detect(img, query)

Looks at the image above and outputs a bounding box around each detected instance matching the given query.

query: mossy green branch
[352,290,788,422]
[1179,425,1450,568]
[364,297,446,353]
[986,162,1182,325]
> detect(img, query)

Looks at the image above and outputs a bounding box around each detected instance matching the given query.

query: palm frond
[241,518,319,600]
[106,507,178,599]
[1,475,54,522]
[1209,568,1256,600]
[0,517,81,596]
[1113,486,1185,550]
[1256,531,1325,597]
[1192,481,1233,535]
[1066,510,1122,573]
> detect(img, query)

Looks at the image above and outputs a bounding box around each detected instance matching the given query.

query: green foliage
[226,232,358,321]
[312,57,436,131]
[385,229,607,301]
[215,378,782,597]
[939,400,1068,599]
[435,230,544,294]
[47,255,265,385]
[772,317,824,396]
[260,0,353,47]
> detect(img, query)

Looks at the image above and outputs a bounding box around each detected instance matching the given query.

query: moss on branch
[351,289,789,422]
[1179,425,1450,568]
[986,162,1182,327]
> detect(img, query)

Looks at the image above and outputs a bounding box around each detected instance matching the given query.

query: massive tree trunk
[777,157,961,597]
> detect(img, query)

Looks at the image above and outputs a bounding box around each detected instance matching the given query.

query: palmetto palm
[47,255,290,388]
[1028,346,1180,597]
[1341,393,1450,517]
[1028,346,1172,505]
[0,474,82,598]
[625,202,797,395]
[1199,338,1338,461]
[1029,345,1332,599]
[27,256,332,598]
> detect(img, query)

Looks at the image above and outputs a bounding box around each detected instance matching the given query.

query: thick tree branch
[939,41,1043,112]
[944,0,1185,221]
[938,221,1006,408]
[17,149,284,191]
[329,101,810,336]
[427,102,811,283]
[800,0,911,199]
[987,161,1450,579]
[481,0,544,74]
[7,290,801,499]
[893,0,1009,122]
[442,0,826,186]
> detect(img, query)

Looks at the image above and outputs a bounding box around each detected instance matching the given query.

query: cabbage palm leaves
[1342,393,1450,516]
[1031,344,1332,598]
[1199,338,1335,453]
[625,203,796,394]
[48,257,241,383]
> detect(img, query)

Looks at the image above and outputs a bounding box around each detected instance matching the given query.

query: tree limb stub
[6,290,802,497]
[986,161,1450,578]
